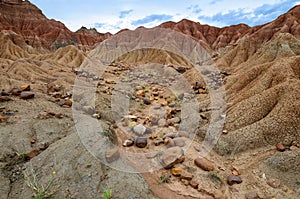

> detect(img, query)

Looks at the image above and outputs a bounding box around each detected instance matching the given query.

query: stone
[133,124,146,136]
[168,102,176,107]
[163,133,178,139]
[171,167,184,177]
[0,115,8,123]
[267,178,281,188]
[214,190,225,199]
[38,142,49,151]
[194,158,214,171]
[20,91,35,99]
[290,145,298,151]
[105,147,120,163]
[167,117,181,125]
[82,106,94,114]
[245,192,259,199]
[124,115,138,121]
[20,84,30,91]
[227,175,243,185]
[173,137,186,147]
[51,92,62,98]
[26,149,40,159]
[1,90,10,96]
[222,129,228,134]
[160,146,185,169]
[178,131,189,138]
[165,139,175,148]
[180,171,193,181]
[136,90,145,97]
[92,113,101,119]
[9,88,22,96]
[143,97,151,105]
[63,99,73,107]
[135,137,147,148]
[181,179,190,186]
[123,138,135,147]
[189,180,199,189]
[153,138,164,146]
[0,96,12,102]
[276,143,285,152]
[158,118,167,127]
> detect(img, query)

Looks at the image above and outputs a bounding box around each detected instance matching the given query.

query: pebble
[38,142,49,151]
[82,106,94,114]
[0,96,12,102]
[167,117,181,125]
[165,137,175,148]
[135,137,147,148]
[276,143,285,152]
[168,102,176,107]
[227,175,243,185]
[153,138,164,146]
[160,146,185,169]
[214,190,225,199]
[133,124,146,136]
[143,97,151,105]
[20,84,31,91]
[189,180,199,189]
[163,133,178,139]
[222,130,228,134]
[123,138,135,147]
[158,118,167,127]
[267,178,281,188]
[92,113,101,119]
[63,99,73,107]
[20,91,35,99]
[171,167,184,177]
[0,115,8,123]
[289,145,298,151]
[136,90,145,97]
[173,137,186,147]
[194,158,214,171]
[105,147,120,163]
[180,171,193,181]
[245,192,259,199]
[9,88,22,96]
[181,179,190,186]
[1,90,10,96]
[26,149,40,159]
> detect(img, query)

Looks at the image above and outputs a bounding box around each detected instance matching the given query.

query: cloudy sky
[30,0,299,33]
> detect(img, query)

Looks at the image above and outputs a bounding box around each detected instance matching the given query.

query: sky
[30,0,300,34]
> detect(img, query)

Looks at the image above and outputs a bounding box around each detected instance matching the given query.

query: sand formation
[0,1,299,198]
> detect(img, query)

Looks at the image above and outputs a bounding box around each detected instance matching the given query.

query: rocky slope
[0,0,111,51]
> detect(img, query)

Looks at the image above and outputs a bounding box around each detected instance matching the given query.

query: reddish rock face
[0,0,299,53]
[0,0,111,50]
[158,5,300,50]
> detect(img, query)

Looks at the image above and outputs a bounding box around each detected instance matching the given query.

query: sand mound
[215,34,300,154]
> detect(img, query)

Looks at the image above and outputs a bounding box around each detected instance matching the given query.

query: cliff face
[0,0,111,50]
[159,5,300,51]
[1,0,299,52]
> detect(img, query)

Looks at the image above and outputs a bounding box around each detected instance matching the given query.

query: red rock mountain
[0,0,299,53]
[0,0,111,50]
[159,5,300,50]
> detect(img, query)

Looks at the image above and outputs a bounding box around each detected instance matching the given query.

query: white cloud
[31,0,297,33]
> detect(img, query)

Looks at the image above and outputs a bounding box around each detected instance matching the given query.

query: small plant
[100,131,109,137]
[102,189,112,199]
[157,174,170,184]
[16,152,28,159]
[209,171,222,184]
[24,169,60,199]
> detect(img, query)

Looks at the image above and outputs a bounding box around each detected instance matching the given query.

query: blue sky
[30,0,299,33]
